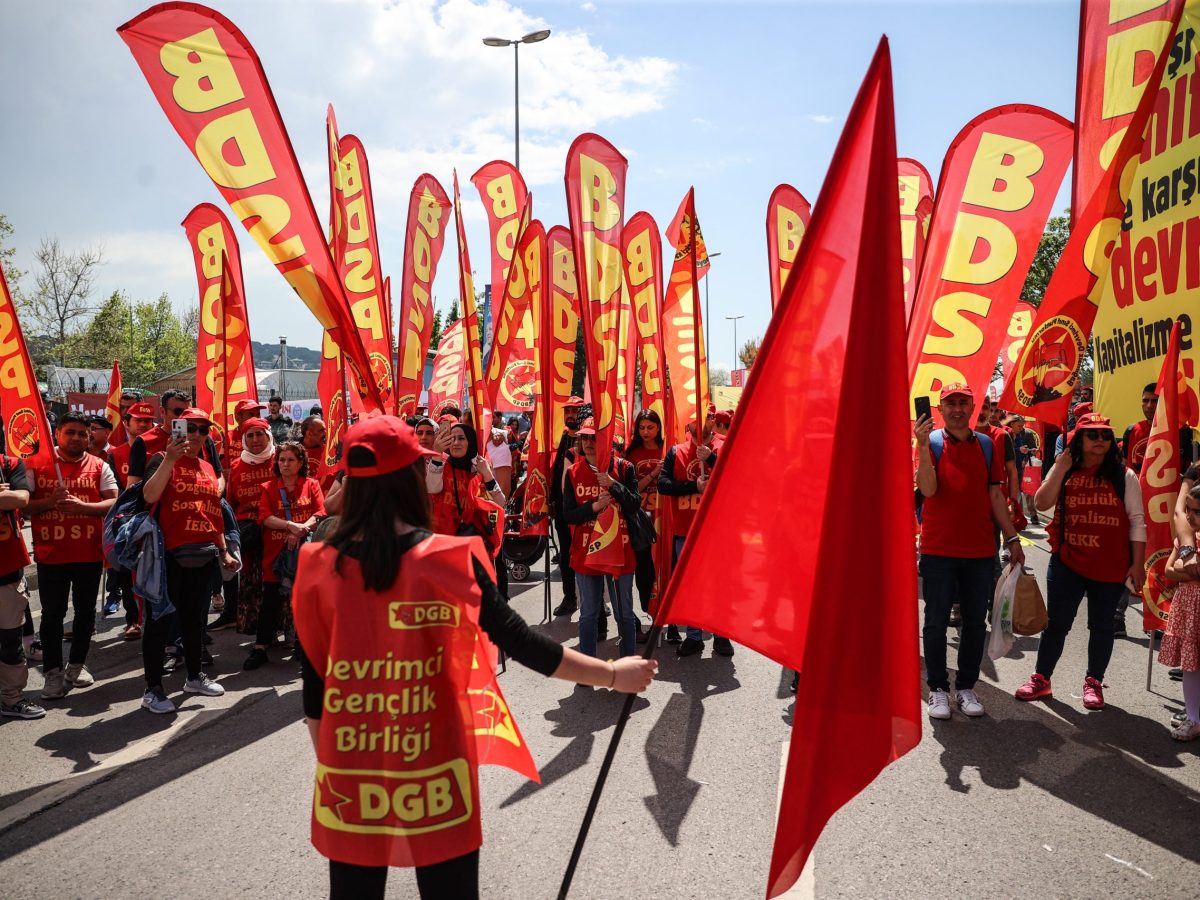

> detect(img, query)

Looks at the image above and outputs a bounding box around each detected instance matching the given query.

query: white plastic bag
[988,563,1019,660]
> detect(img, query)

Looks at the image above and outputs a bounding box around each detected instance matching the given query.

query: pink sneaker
[1082,676,1105,710]
[1015,673,1052,701]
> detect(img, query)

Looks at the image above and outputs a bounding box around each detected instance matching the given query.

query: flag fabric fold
[1141,320,1183,632]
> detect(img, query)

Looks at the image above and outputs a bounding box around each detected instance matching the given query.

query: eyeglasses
[187,424,209,435]
[1081,429,1112,441]
[168,407,187,417]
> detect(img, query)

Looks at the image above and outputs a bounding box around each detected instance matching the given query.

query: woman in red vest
[218,418,275,635]
[1015,413,1145,710]
[293,417,656,899]
[623,410,665,631]
[246,442,325,670]
[141,409,234,713]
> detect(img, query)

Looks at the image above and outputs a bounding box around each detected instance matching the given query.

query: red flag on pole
[0,260,53,474]
[105,361,123,438]
[654,38,920,898]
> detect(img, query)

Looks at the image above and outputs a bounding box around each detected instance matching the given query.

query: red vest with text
[30,452,106,564]
[291,535,536,870]
[1047,466,1131,583]
[227,458,275,522]
[108,442,134,490]
[157,456,223,551]
[1126,419,1151,471]
[625,444,663,512]
[259,477,326,582]
[669,441,708,537]
[568,457,636,576]
[431,466,503,558]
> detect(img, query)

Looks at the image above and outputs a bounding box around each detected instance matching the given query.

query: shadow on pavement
[931,680,1200,865]
[643,691,705,845]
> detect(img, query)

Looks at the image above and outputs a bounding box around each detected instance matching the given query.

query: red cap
[713,409,733,427]
[939,382,974,402]
[1067,412,1115,444]
[128,403,156,421]
[1072,401,1094,417]
[576,417,597,436]
[239,417,269,432]
[178,408,212,423]
[564,396,587,408]
[344,415,439,476]
[235,399,267,414]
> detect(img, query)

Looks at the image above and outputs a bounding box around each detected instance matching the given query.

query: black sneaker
[665,625,682,644]
[1170,668,1184,681]
[1,698,46,719]
[243,647,269,671]
[552,599,577,617]
[676,637,704,657]
[1112,617,1126,637]
[209,615,237,632]
[713,636,734,657]
[200,648,214,667]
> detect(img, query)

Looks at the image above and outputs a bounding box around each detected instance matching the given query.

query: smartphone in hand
[171,418,188,440]
[914,396,932,422]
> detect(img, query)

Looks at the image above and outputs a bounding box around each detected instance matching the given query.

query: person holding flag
[1162,483,1200,740]
[0,454,42,719]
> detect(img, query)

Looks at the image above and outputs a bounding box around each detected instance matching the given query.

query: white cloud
[806,114,835,124]
[691,116,712,127]
[580,1,596,11]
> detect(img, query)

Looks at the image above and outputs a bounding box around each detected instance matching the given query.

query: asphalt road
[0,524,1196,899]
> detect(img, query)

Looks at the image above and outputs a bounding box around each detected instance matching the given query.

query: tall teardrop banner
[897,157,933,320]
[622,211,668,425]
[452,171,490,447]
[766,184,812,311]
[471,161,530,300]
[547,226,582,441]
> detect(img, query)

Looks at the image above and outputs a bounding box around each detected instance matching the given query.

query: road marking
[775,742,815,899]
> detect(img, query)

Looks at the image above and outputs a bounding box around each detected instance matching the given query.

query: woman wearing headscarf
[293,417,657,899]
[219,418,275,634]
[623,410,665,635]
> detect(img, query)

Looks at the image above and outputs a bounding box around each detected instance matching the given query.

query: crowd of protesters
[913,381,1199,740]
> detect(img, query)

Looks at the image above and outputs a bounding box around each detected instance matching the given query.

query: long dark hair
[275,441,309,479]
[330,450,431,592]
[1065,429,1125,495]
[627,409,664,453]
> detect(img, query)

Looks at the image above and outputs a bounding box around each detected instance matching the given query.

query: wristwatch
[1180,546,1197,561]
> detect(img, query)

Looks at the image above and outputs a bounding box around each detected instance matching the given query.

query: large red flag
[316,332,347,470]
[622,212,668,424]
[765,184,812,311]
[1141,321,1183,632]
[118,5,383,411]
[1001,7,1181,425]
[663,188,712,444]
[105,361,123,439]
[395,175,452,417]
[0,260,53,474]
[897,157,933,319]
[655,39,919,898]
[471,160,530,297]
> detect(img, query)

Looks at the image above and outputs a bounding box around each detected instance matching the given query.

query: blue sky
[0,0,1077,373]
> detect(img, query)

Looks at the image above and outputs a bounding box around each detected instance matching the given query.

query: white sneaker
[64,663,93,688]
[184,675,225,697]
[142,687,175,714]
[41,668,67,700]
[957,688,985,717]
[927,689,952,720]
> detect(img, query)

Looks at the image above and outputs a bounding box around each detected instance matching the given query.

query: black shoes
[243,647,269,671]
[665,625,682,644]
[713,636,734,657]
[553,599,577,617]
[676,637,704,657]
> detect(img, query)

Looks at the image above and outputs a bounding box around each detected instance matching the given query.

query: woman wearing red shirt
[218,418,275,634]
[245,442,325,670]
[623,410,665,631]
[141,409,234,713]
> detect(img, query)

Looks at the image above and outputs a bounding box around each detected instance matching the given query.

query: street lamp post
[279,335,287,400]
[726,315,744,372]
[703,251,721,361]
[482,29,551,170]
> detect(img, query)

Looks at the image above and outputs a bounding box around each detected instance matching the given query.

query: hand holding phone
[914,396,932,422]
[171,418,188,441]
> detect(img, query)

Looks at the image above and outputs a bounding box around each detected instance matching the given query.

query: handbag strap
[279,487,293,522]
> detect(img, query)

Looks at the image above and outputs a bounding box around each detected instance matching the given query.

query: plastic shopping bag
[988,563,1020,660]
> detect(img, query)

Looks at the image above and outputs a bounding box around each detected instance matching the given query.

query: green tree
[24,237,104,366]
[67,291,195,388]
[1019,210,1070,306]
[446,300,460,327]
[0,213,24,290]
[710,366,731,387]
[429,306,444,350]
[738,337,760,369]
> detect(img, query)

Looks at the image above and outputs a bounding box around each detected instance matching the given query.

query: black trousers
[37,561,103,672]
[329,850,480,900]
[634,546,655,613]
[553,513,576,604]
[144,557,216,685]
[114,568,137,626]
[257,581,286,647]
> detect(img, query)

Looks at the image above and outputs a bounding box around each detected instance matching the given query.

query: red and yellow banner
[316,331,347,469]
[565,134,628,471]
[897,158,933,319]
[427,319,466,418]
[396,175,453,417]
[1141,321,1183,631]
[105,360,123,433]
[0,260,52,472]
[766,184,812,311]
[663,188,712,443]
[622,211,667,425]
[118,5,382,410]
[907,105,1073,420]
[1003,7,1182,427]
[182,203,258,457]
[327,108,393,410]
[471,161,529,296]
[452,171,490,447]
[518,222,552,536]
[615,280,638,447]
[997,300,1037,386]
[484,201,536,414]
[547,226,581,441]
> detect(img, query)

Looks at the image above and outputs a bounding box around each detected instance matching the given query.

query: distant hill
[250,340,320,371]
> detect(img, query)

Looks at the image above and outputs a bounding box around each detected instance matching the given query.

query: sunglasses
[186,424,210,435]
[168,407,187,417]
[1081,429,1112,441]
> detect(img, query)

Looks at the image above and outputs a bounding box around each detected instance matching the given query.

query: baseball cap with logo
[939,383,974,402]
[128,403,157,421]
[576,417,597,436]
[343,415,439,476]
[1067,412,1115,444]
[235,399,267,414]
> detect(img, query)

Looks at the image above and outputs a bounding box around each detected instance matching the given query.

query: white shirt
[486,440,512,469]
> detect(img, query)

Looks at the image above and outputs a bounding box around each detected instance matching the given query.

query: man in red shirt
[915,384,1024,721]
[109,390,143,448]
[127,389,224,493]
[26,412,118,700]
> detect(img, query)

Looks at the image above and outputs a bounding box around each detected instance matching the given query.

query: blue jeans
[918,554,993,691]
[578,573,636,658]
[673,535,704,641]
[1037,555,1123,681]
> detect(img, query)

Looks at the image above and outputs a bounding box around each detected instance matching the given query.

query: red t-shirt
[227,458,276,521]
[1126,419,1152,471]
[625,444,664,512]
[157,456,223,551]
[30,452,107,564]
[108,442,134,490]
[920,429,1007,558]
[667,441,709,537]
[1047,466,1131,583]
[258,477,326,583]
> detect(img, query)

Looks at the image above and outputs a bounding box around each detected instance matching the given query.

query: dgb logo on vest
[388,601,460,629]
[1014,314,1087,407]
[313,759,472,835]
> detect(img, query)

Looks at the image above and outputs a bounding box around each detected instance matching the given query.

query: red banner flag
[105,360,123,435]
[396,175,453,417]
[615,279,638,447]
[427,319,466,418]
[622,212,668,425]
[907,105,1073,420]
[1002,8,1181,425]
[484,200,536,415]
[118,5,383,411]
[547,226,582,441]
[1141,321,1183,631]
[316,332,347,470]
[451,171,490,447]
[471,161,530,298]
[657,39,919,898]
[997,300,1037,386]
[897,157,933,318]
[766,184,812,311]
[663,188,711,443]
[183,203,258,457]
[517,222,552,536]
[0,260,53,473]
[327,108,394,410]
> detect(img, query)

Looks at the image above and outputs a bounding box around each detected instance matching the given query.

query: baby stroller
[503,479,547,582]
